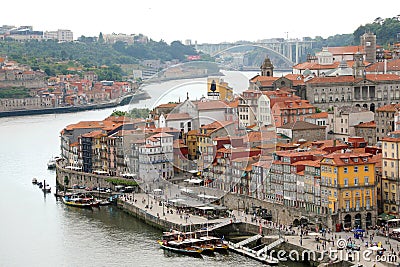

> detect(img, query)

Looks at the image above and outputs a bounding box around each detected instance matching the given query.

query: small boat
[32,178,37,184]
[42,184,51,193]
[200,236,229,252]
[62,194,93,209]
[37,182,43,188]
[47,156,60,169]
[157,240,203,256]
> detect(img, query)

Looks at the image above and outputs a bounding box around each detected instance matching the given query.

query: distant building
[103,33,134,44]
[327,106,374,142]
[44,29,73,42]
[276,121,326,142]
[354,121,376,145]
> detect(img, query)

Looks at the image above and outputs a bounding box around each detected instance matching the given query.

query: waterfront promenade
[230,209,400,267]
[119,192,231,229]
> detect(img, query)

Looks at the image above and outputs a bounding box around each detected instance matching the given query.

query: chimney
[384,59,387,74]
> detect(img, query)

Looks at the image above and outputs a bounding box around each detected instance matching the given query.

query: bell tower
[353,52,366,79]
[261,56,274,77]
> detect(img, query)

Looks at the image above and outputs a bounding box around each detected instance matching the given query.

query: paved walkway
[119,193,400,266]
[120,192,230,227]
[230,209,400,266]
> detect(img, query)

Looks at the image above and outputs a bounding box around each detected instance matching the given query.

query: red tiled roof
[327,46,364,55]
[354,121,376,128]
[166,113,191,120]
[82,130,106,138]
[197,100,229,110]
[307,112,328,119]
[321,152,376,166]
[376,103,400,112]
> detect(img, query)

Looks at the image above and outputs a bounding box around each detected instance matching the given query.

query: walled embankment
[55,162,138,190]
[0,91,150,118]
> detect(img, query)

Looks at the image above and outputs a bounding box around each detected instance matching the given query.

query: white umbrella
[368,246,383,251]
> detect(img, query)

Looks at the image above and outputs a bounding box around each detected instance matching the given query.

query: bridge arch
[211,44,295,68]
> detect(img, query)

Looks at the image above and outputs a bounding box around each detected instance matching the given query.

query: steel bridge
[195,39,314,66]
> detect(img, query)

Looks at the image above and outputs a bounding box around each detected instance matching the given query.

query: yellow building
[186,129,199,161]
[382,131,400,216]
[207,77,233,101]
[320,152,377,229]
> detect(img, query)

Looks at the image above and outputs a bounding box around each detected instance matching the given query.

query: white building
[327,106,374,141]
[44,29,73,42]
[138,133,174,184]
[257,94,272,127]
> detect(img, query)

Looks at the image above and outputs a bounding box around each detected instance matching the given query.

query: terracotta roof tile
[354,121,376,128]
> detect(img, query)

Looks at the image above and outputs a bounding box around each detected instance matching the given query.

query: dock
[227,238,280,265]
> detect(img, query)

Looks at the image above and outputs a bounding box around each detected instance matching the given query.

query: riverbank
[0,90,150,118]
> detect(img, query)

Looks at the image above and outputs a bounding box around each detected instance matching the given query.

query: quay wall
[221,192,322,227]
[118,200,184,232]
[0,91,150,118]
[55,162,140,191]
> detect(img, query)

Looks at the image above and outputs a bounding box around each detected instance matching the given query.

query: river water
[0,70,306,267]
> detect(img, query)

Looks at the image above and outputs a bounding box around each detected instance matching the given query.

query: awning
[378,213,396,221]
[197,206,215,210]
[388,218,400,222]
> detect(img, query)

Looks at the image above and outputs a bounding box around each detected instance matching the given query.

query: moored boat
[157,239,203,256]
[32,178,37,184]
[200,236,229,252]
[47,156,60,169]
[62,194,93,209]
[42,184,51,193]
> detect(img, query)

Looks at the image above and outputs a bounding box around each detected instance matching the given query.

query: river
[0,70,306,267]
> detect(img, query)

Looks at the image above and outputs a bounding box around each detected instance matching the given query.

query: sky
[2,0,399,44]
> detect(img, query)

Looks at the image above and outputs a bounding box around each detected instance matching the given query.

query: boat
[42,184,51,193]
[158,230,221,255]
[47,156,60,169]
[99,199,111,206]
[62,194,94,209]
[157,239,203,256]
[200,236,229,252]
[32,178,37,184]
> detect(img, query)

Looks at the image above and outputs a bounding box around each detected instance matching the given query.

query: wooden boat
[32,178,37,184]
[200,236,229,252]
[157,239,203,256]
[62,194,93,209]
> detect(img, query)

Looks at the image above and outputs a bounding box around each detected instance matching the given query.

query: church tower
[261,56,274,77]
[352,52,366,79]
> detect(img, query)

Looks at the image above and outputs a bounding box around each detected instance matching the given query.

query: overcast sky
[2,0,399,44]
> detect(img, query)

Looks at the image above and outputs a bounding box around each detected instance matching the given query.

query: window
[354,178,358,185]
[344,167,348,174]
[365,176,369,185]
[344,178,348,186]
[364,165,369,172]
[354,166,358,173]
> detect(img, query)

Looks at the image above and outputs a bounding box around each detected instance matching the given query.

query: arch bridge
[195,40,314,66]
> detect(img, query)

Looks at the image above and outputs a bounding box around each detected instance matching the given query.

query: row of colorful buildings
[59,40,400,230]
